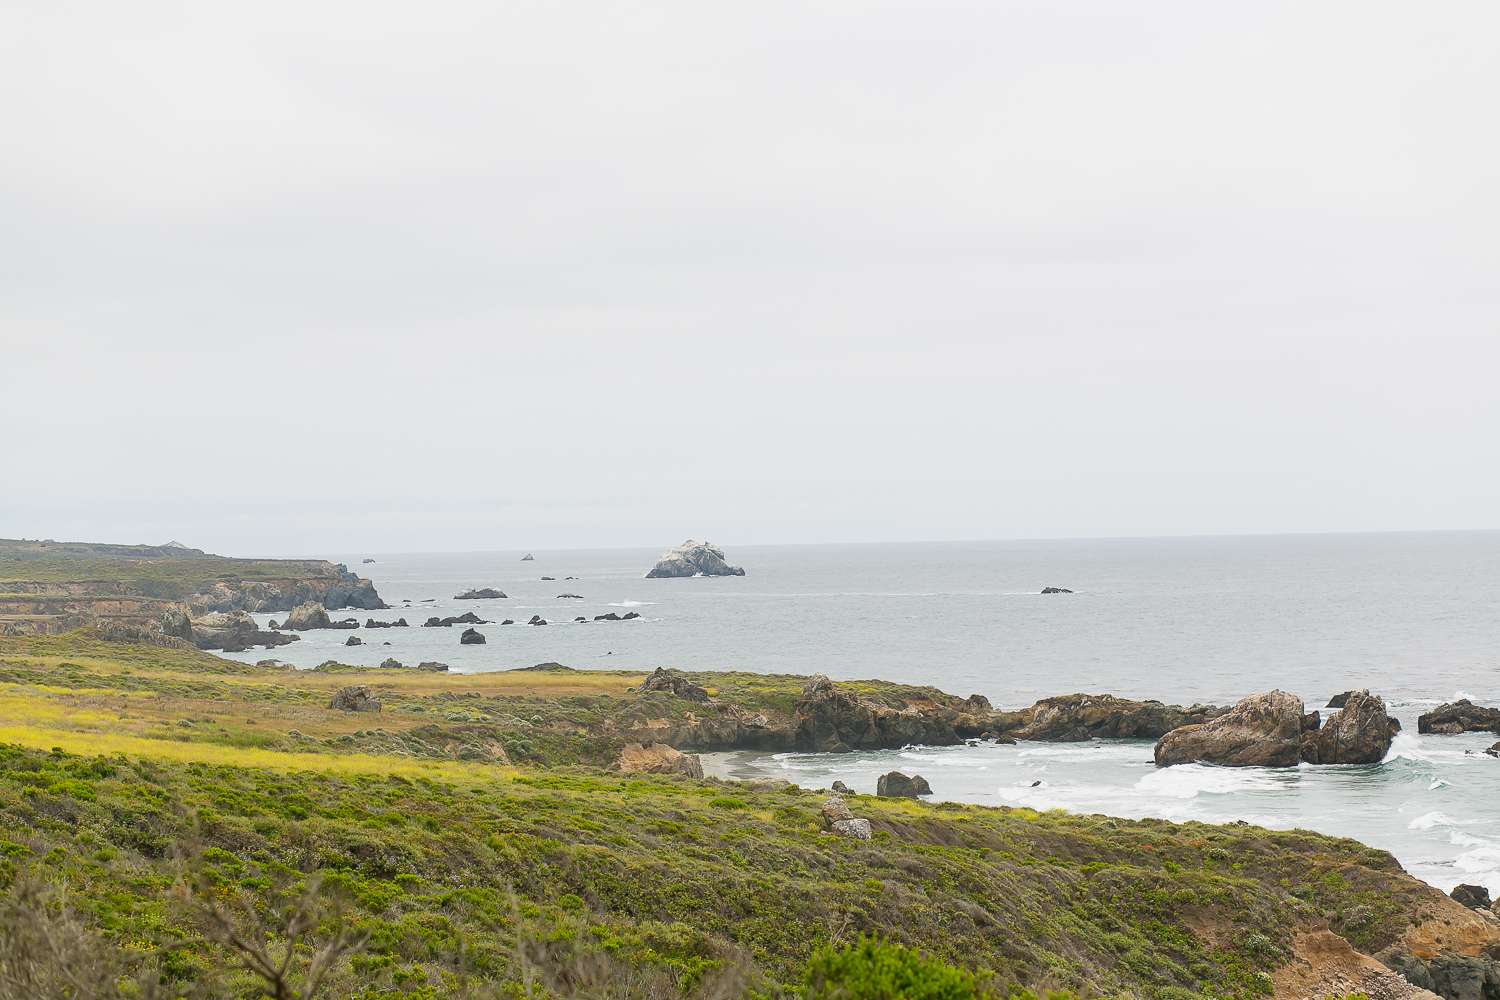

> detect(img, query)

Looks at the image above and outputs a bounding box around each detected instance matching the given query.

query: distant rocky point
[455,588,507,600]
[645,540,745,579]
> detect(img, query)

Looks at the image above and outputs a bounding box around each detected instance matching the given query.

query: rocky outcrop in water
[876,771,931,797]
[460,628,486,644]
[455,588,507,600]
[1154,690,1307,767]
[645,541,746,578]
[189,610,299,652]
[1004,693,1231,741]
[1419,700,1500,736]
[1299,689,1396,764]
[421,612,489,628]
[277,602,358,631]
[1041,587,1073,594]
[794,673,984,752]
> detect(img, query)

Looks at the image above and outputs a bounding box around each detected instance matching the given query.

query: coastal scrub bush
[804,935,986,1000]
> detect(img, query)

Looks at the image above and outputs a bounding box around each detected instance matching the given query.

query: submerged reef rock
[645,540,746,578]
[329,685,381,712]
[1154,690,1307,767]
[876,771,931,797]
[615,741,703,778]
[1299,689,1396,764]
[1419,699,1500,735]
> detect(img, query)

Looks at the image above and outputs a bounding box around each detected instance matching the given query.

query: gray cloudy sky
[2,2,1496,556]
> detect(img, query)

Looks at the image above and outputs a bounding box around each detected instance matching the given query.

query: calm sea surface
[227,532,1500,896]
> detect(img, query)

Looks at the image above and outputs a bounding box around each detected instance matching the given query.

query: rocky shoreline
[621,669,1486,773]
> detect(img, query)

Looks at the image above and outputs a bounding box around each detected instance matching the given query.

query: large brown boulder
[1154,690,1306,767]
[280,602,333,630]
[1299,689,1395,764]
[1419,699,1500,736]
[330,685,381,712]
[616,741,703,778]
[188,611,297,652]
[1005,693,1231,741]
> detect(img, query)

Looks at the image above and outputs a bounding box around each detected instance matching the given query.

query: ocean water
[225,531,1500,895]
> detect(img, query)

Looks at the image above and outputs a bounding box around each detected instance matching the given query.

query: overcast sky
[2,2,1496,556]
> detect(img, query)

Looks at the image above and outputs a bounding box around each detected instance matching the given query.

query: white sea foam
[1408,811,1459,831]
[608,601,657,607]
[1453,690,1475,701]
[1135,764,1283,800]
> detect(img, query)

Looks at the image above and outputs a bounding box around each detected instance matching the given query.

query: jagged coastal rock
[277,602,358,631]
[1154,690,1307,767]
[460,628,486,644]
[329,685,381,712]
[1004,693,1230,741]
[615,741,703,778]
[638,666,710,703]
[1151,689,1396,768]
[645,540,746,578]
[183,610,296,652]
[1299,689,1397,764]
[1419,699,1500,735]
[877,771,932,797]
[455,588,508,600]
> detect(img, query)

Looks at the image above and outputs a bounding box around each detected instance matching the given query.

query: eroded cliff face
[184,577,386,614]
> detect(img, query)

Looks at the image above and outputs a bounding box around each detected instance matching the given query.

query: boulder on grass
[616,741,703,778]
[876,771,931,797]
[821,797,854,825]
[330,685,381,713]
[832,818,872,840]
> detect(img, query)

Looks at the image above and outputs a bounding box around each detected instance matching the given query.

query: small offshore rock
[345,636,362,646]
[455,588,508,600]
[574,616,587,622]
[528,615,547,626]
[541,576,555,581]
[1418,699,1500,735]
[832,818,872,841]
[645,540,746,578]
[330,685,381,712]
[622,611,641,620]
[876,771,932,797]
[595,612,622,621]
[460,628,486,644]
[500,619,515,625]
[557,593,583,599]
[831,780,852,794]
[1041,587,1073,594]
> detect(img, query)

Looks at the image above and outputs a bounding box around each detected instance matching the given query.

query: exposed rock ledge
[1155,689,1397,768]
[645,541,745,578]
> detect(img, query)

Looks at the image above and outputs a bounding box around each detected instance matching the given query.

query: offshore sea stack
[1419,699,1500,735]
[645,540,746,578]
[1154,689,1395,767]
[1300,689,1398,764]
